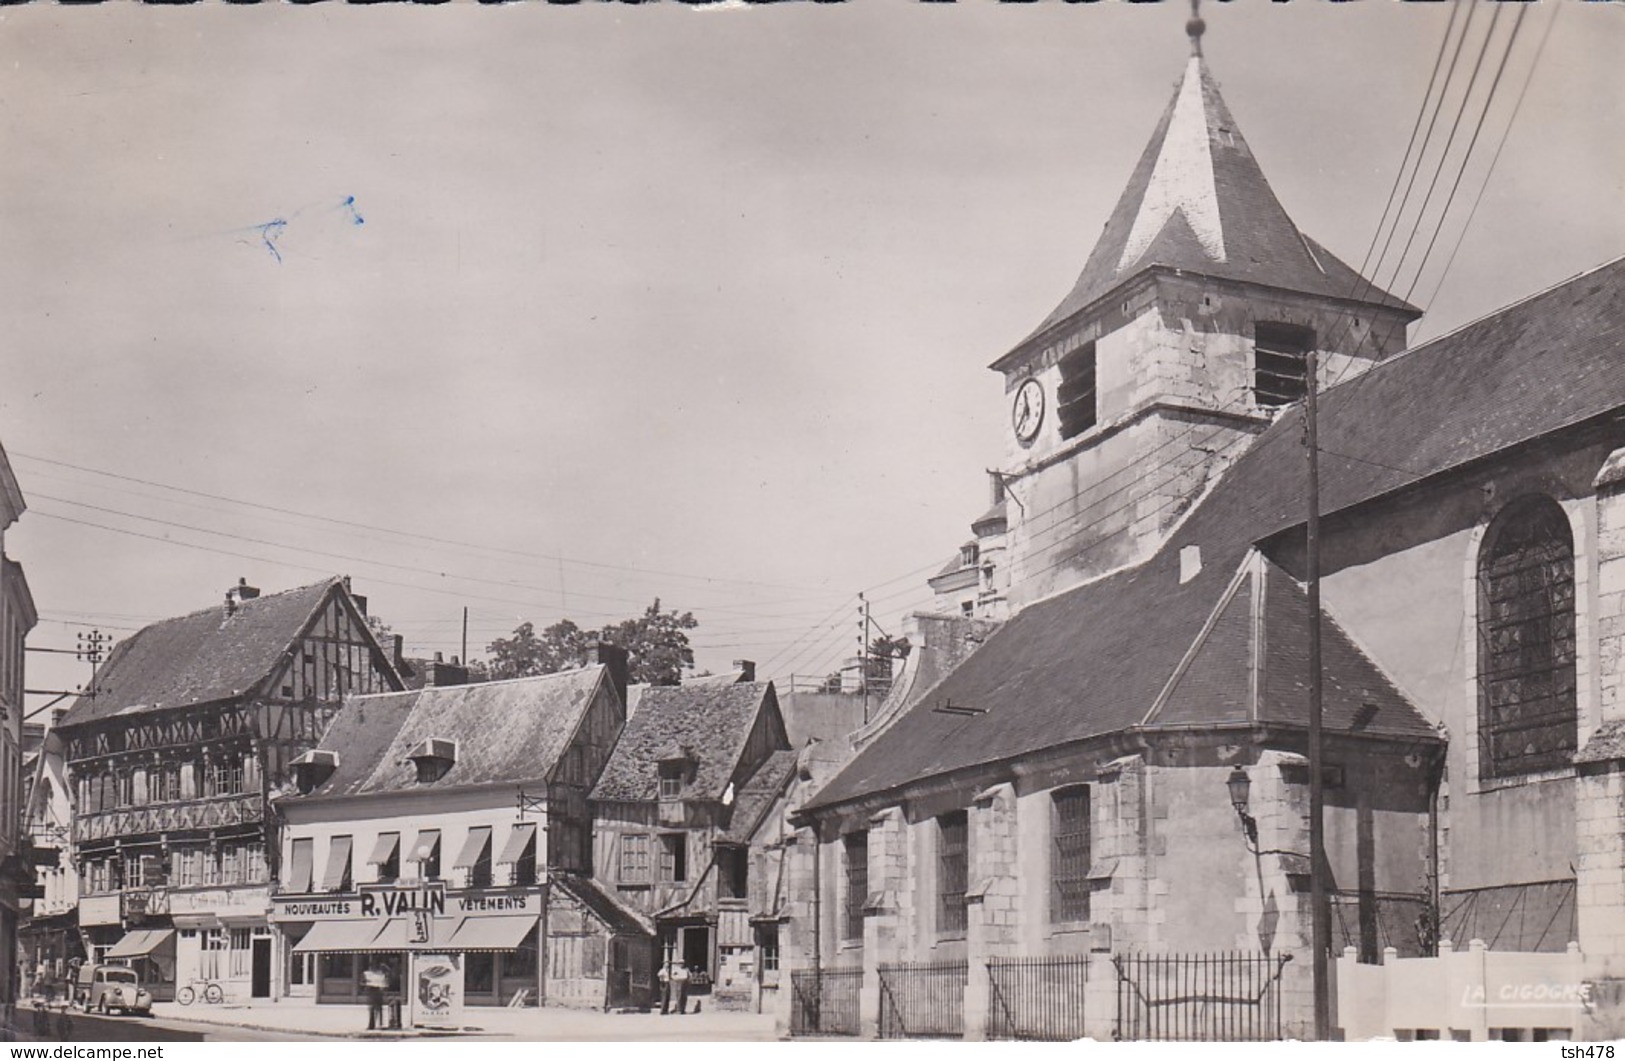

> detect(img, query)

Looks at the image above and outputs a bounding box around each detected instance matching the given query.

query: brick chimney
[236,577,260,601]
[425,651,469,688]
[595,643,630,706]
[733,659,756,682]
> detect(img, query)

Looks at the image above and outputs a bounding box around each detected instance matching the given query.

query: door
[251,938,272,998]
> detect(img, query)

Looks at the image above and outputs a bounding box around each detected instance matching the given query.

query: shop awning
[452,826,492,871]
[106,928,174,959]
[408,829,440,864]
[292,920,393,954]
[445,916,537,952]
[496,823,536,865]
[319,836,353,892]
[367,832,400,867]
[286,840,314,894]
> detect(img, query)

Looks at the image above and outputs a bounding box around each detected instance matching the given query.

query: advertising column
[410,953,463,1030]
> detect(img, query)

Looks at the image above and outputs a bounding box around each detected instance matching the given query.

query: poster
[410,952,463,1030]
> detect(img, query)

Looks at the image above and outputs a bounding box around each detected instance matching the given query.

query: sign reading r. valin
[358,882,446,919]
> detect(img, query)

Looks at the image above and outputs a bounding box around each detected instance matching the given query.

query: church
[780,15,1625,1043]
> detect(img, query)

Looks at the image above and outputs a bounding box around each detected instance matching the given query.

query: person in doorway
[671,961,691,1015]
[363,961,388,1030]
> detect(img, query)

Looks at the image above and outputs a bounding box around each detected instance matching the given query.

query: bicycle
[175,979,224,1006]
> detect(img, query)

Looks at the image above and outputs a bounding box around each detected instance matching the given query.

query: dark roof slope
[591,682,774,803]
[59,579,340,727]
[1013,56,1414,357]
[303,666,610,798]
[720,749,798,844]
[808,256,1625,811]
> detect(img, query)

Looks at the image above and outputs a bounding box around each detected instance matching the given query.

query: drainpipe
[1425,751,1445,957]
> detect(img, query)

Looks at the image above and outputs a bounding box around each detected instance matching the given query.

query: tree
[485,600,698,686]
[865,634,911,683]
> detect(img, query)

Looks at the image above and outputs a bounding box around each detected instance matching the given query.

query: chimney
[353,594,368,616]
[733,659,756,682]
[224,591,237,618]
[393,635,406,670]
[595,642,630,706]
[236,577,260,601]
[50,708,66,730]
[426,650,469,688]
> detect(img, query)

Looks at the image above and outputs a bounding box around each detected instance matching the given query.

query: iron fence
[789,966,861,1037]
[1113,951,1291,1041]
[877,960,967,1039]
[986,954,1089,1041]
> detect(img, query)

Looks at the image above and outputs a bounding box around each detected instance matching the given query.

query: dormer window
[407,738,457,783]
[960,543,979,568]
[290,750,340,795]
[658,762,683,800]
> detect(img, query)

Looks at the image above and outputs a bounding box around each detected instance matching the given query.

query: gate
[986,955,1089,1041]
[789,966,861,1036]
[1113,951,1291,1041]
[877,960,967,1039]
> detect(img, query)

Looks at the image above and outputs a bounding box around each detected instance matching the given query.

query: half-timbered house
[589,681,796,1011]
[0,439,38,1018]
[55,576,402,1002]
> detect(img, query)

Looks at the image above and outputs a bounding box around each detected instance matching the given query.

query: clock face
[1012,378,1045,444]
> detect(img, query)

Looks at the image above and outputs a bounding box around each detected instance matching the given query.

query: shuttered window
[937,811,968,937]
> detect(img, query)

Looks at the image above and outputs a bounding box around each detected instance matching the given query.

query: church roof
[806,255,1625,812]
[1009,55,1417,360]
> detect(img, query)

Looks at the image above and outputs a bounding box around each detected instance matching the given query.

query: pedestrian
[671,961,691,1015]
[363,961,388,1031]
[657,960,671,1015]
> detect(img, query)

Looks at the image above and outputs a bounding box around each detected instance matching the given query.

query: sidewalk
[149,999,779,1041]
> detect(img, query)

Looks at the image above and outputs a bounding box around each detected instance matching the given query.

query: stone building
[55,576,402,1001]
[781,25,1625,1043]
[0,440,38,1019]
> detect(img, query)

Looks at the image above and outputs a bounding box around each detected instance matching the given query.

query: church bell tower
[993,10,1421,609]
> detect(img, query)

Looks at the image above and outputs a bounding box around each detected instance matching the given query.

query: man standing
[657,961,671,1015]
[671,961,691,1016]
[363,961,388,1031]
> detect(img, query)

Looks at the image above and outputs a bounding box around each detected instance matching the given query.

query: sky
[3,0,1623,714]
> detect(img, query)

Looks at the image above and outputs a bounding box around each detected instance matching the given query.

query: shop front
[272,882,542,1008]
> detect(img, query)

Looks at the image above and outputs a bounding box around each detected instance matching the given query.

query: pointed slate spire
[1018,35,1416,348]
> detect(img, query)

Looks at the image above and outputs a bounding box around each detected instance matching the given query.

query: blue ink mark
[254,218,287,263]
[343,195,365,226]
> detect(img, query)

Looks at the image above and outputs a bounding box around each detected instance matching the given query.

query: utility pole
[461,606,469,667]
[1305,349,1330,1040]
[859,592,871,724]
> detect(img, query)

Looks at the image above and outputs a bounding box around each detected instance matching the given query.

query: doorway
[251,938,272,998]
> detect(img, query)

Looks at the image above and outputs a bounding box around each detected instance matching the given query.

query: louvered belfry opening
[1252,322,1315,407]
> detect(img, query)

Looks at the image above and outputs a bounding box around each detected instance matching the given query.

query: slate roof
[720,749,799,844]
[552,873,655,937]
[299,666,610,799]
[58,579,343,728]
[806,256,1625,811]
[591,682,776,803]
[1009,56,1415,360]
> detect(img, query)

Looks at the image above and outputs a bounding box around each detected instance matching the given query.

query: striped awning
[292,920,394,954]
[496,823,536,865]
[106,928,174,959]
[286,840,314,894]
[445,916,536,952]
[320,836,353,892]
[452,826,492,871]
[367,832,400,867]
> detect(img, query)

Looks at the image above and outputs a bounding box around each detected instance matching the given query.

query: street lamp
[1226,766,1258,851]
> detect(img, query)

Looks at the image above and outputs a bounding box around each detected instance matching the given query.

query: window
[937,811,968,937]
[150,766,180,804]
[369,832,401,884]
[758,925,780,976]
[1057,342,1098,439]
[1253,322,1314,407]
[116,772,134,808]
[410,830,441,880]
[290,952,314,987]
[843,831,868,942]
[322,836,354,892]
[454,827,493,889]
[229,928,252,977]
[658,763,683,799]
[206,757,245,797]
[659,833,687,883]
[1478,495,1578,780]
[619,834,652,885]
[1050,786,1092,924]
[717,846,748,901]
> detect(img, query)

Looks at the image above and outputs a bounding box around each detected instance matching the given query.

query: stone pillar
[773,827,820,1037]
[860,808,908,1039]
[1245,750,1315,1038]
[1095,755,1151,952]
[964,783,1019,1040]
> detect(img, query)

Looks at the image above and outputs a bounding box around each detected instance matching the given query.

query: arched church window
[1477,495,1577,780]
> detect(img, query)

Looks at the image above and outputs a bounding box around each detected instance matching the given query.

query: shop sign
[273,884,540,922]
[411,953,463,1030]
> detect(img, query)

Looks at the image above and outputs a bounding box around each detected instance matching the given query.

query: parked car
[74,964,153,1016]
